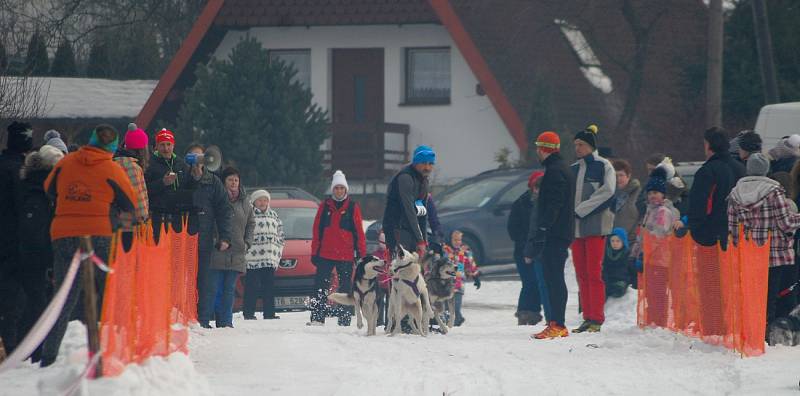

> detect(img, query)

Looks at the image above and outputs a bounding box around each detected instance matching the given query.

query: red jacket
[312,197,367,262]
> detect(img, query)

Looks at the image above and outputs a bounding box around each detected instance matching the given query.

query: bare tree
[0,75,49,120]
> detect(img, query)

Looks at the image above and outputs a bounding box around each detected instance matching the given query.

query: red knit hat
[535,131,560,153]
[155,128,175,145]
[528,170,545,189]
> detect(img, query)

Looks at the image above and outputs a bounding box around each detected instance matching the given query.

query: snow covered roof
[2,77,157,119]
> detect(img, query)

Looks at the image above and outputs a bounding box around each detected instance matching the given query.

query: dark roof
[215,0,438,27]
[138,0,709,166]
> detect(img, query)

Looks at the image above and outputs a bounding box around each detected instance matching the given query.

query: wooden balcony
[322,122,410,180]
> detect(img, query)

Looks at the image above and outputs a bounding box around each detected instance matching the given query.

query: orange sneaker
[531,321,569,339]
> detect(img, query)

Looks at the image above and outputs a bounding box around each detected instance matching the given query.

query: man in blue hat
[383,145,435,258]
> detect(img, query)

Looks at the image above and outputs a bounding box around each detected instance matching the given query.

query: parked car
[755,102,800,151]
[244,186,320,203]
[674,161,704,190]
[365,167,537,265]
[234,198,327,312]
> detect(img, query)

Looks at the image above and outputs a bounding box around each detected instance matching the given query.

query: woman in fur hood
[14,145,64,363]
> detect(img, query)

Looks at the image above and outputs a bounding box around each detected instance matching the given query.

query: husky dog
[424,253,457,334]
[768,305,800,346]
[328,255,385,336]
[386,246,433,336]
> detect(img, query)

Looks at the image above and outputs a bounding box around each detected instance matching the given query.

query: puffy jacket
[508,190,534,245]
[688,152,743,247]
[529,152,576,245]
[572,151,616,238]
[0,149,25,271]
[145,152,197,215]
[188,170,233,250]
[383,165,429,244]
[44,146,137,240]
[210,186,254,273]
[312,197,367,262]
[613,179,641,244]
[16,157,55,274]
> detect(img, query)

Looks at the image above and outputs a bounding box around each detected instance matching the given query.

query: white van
[755,102,800,150]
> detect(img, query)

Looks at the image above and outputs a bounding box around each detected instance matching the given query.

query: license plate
[275,296,308,309]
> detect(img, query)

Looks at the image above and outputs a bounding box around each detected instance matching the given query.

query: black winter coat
[145,152,197,215]
[16,167,55,274]
[525,152,575,256]
[383,165,429,245]
[188,170,233,251]
[0,149,25,274]
[687,152,744,247]
[508,190,534,245]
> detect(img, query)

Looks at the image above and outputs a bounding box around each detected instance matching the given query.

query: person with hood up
[728,153,800,326]
[12,145,64,362]
[308,170,367,327]
[40,124,137,366]
[113,123,150,250]
[603,228,631,299]
[243,189,284,320]
[206,167,254,328]
[0,121,34,355]
[768,134,800,175]
[570,125,616,334]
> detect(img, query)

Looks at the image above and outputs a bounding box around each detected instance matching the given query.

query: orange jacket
[45,146,137,240]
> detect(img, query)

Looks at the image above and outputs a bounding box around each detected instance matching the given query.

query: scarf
[228,187,240,202]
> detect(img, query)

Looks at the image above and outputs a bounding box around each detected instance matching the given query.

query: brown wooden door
[331,48,384,178]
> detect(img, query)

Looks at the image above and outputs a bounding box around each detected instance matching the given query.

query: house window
[405,47,450,104]
[269,49,311,89]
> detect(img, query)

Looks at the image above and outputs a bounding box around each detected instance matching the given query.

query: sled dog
[386,246,433,336]
[423,253,457,334]
[328,255,385,336]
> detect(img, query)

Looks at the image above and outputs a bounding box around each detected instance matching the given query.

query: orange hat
[155,128,175,145]
[535,131,560,153]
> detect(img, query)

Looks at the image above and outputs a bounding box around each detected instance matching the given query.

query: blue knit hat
[609,227,629,250]
[412,145,436,164]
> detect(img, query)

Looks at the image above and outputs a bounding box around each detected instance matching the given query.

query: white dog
[385,246,433,336]
[328,255,385,336]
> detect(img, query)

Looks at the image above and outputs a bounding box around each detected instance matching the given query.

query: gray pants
[40,236,110,367]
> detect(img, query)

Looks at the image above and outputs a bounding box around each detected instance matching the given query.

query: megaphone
[185,145,223,172]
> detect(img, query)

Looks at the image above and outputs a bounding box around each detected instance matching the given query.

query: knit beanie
[124,123,149,150]
[249,189,271,204]
[88,126,119,153]
[6,121,33,153]
[645,165,668,194]
[574,124,599,150]
[746,152,771,176]
[528,170,544,189]
[155,128,175,145]
[738,131,762,153]
[535,131,560,153]
[412,145,436,164]
[44,129,69,153]
[330,169,348,197]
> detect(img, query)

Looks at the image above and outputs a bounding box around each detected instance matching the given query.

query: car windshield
[438,176,517,209]
[272,207,317,240]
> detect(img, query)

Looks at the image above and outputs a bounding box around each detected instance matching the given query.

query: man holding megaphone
[144,128,201,240]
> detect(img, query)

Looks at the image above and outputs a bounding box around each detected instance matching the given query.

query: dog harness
[354,278,377,306]
[401,275,422,298]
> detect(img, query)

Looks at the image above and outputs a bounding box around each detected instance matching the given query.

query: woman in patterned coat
[244,189,285,319]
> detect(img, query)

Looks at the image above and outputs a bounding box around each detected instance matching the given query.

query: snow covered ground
[3,264,799,395]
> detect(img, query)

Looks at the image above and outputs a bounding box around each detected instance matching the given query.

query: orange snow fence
[100,220,198,376]
[637,229,769,357]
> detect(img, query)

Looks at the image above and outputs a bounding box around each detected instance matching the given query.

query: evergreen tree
[117,27,161,79]
[50,39,78,76]
[176,37,328,188]
[25,32,49,76]
[87,39,113,78]
[0,42,7,73]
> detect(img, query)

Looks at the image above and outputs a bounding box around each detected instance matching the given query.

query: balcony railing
[322,122,410,180]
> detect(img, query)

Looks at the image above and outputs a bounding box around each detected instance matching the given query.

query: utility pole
[706,0,723,128]
[751,0,780,104]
